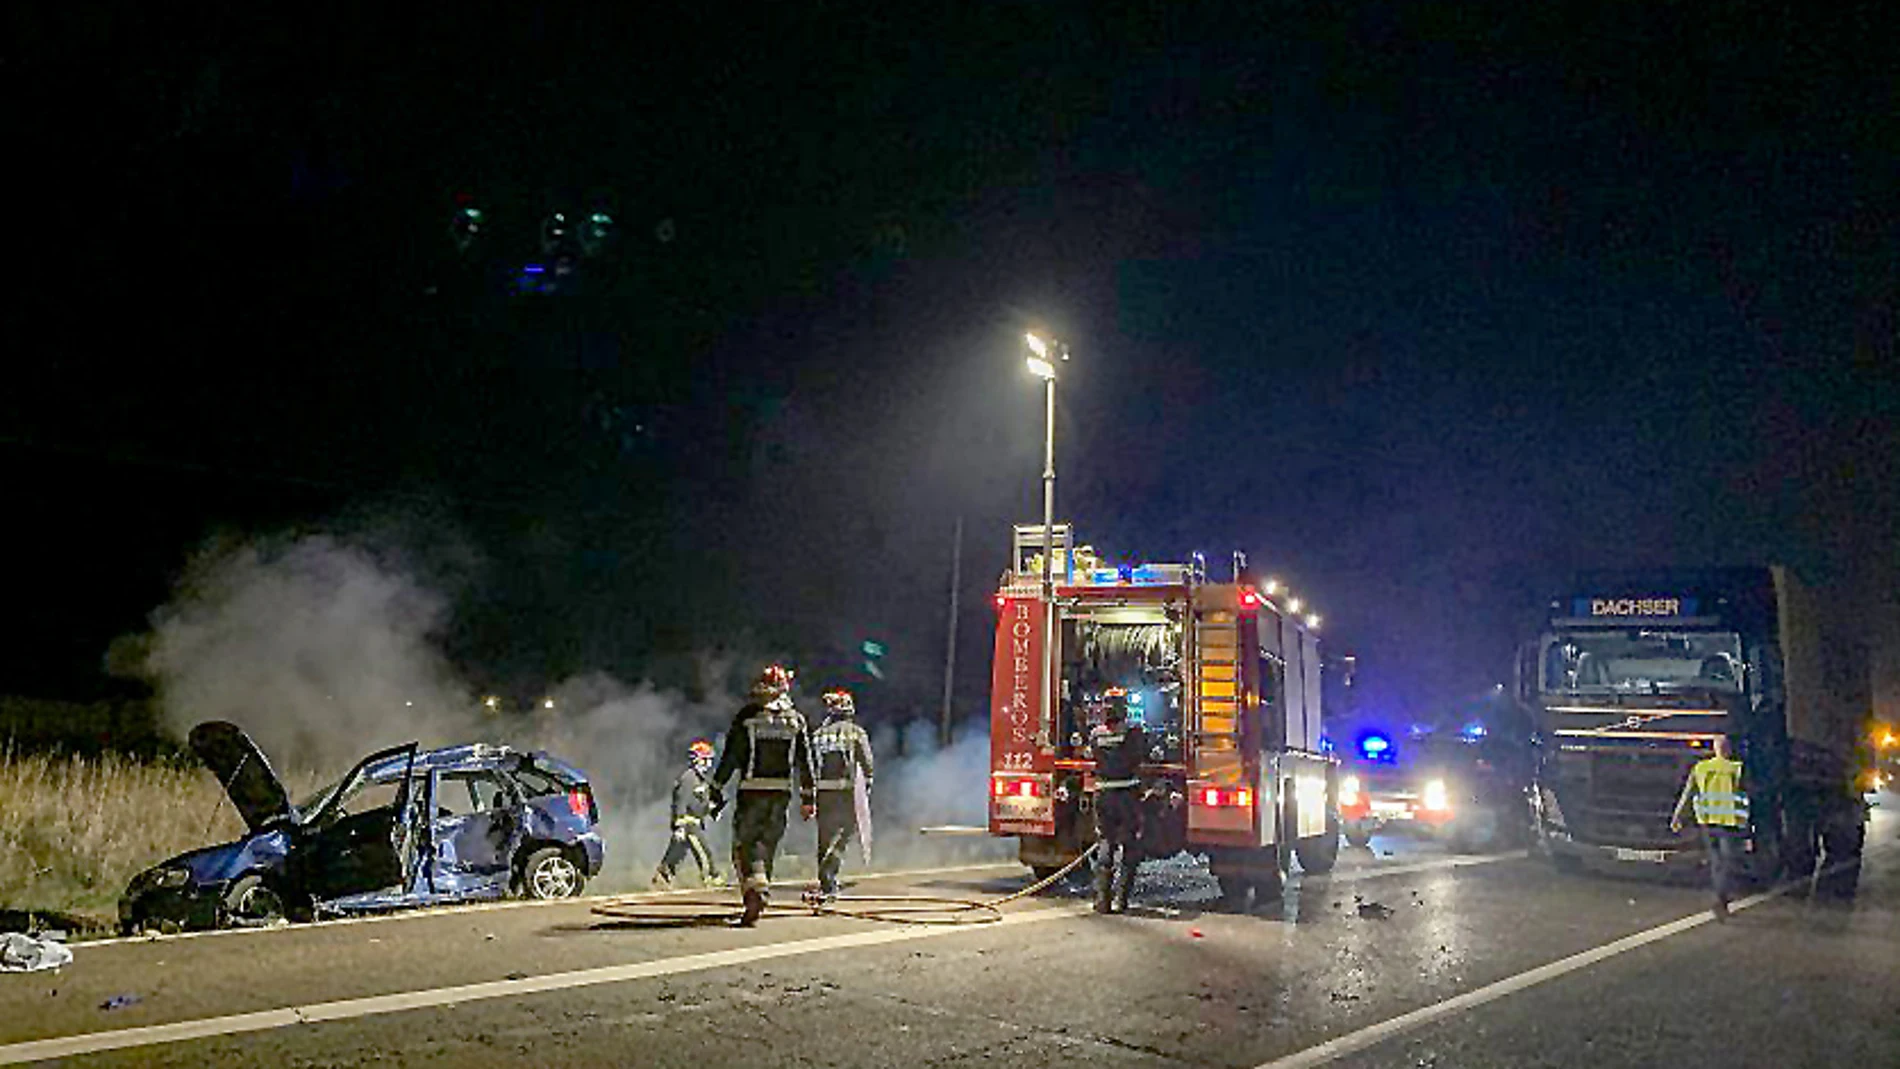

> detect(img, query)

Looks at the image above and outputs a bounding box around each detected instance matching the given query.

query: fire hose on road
[590,844,1101,927]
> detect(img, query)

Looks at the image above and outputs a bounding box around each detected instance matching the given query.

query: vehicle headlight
[138,866,190,891]
[1422,779,1451,812]
[1340,775,1361,806]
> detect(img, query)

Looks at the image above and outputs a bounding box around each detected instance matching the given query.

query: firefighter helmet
[688,739,715,762]
[822,689,855,717]
[749,663,794,702]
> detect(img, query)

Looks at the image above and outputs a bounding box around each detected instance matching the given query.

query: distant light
[542,698,556,710]
[1025,332,1049,358]
[1264,578,1282,596]
[404,700,414,707]
[1305,613,1321,630]
[522,264,546,274]
[1026,355,1056,380]
[1462,722,1488,740]
[1287,597,1303,614]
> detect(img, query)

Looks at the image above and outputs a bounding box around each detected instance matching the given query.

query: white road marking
[1251,845,1894,1069]
[1322,851,1523,882]
[0,904,1094,1065]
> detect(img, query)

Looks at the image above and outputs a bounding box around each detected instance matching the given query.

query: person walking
[1671,734,1749,921]
[650,739,726,889]
[712,664,817,926]
[1089,690,1148,914]
[810,689,876,901]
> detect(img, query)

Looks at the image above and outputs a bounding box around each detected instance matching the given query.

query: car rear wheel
[1343,822,1373,849]
[520,847,585,900]
[221,874,286,927]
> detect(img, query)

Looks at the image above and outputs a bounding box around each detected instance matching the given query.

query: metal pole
[940,515,962,749]
[1040,375,1057,749]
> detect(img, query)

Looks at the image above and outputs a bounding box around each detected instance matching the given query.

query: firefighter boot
[702,870,728,889]
[740,874,769,927]
[1092,851,1114,914]
[650,869,675,891]
[1110,856,1136,914]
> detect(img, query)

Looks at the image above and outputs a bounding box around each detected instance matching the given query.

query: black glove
[710,789,727,817]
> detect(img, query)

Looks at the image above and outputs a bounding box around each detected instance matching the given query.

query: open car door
[289,742,424,908]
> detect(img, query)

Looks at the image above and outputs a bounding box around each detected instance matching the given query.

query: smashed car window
[437,771,507,816]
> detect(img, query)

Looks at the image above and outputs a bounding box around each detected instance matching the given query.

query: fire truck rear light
[992,778,1007,798]
[1235,789,1252,808]
[1017,779,1038,798]
[1239,590,1261,610]
[1203,788,1220,807]
[993,593,1008,610]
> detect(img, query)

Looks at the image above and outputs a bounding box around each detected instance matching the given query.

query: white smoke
[118,527,1010,888]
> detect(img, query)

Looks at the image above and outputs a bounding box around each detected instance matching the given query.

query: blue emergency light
[1360,733,1391,758]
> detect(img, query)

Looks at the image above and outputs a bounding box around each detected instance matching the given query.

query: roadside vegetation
[0,747,247,932]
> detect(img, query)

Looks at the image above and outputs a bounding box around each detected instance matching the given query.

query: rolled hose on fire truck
[590,843,1102,927]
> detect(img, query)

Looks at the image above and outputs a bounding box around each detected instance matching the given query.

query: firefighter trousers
[1093,788,1141,911]
[730,790,792,897]
[815,790,857,896]
[658,818,718,881]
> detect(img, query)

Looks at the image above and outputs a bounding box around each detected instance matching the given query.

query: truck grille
[1553,750,1690,847]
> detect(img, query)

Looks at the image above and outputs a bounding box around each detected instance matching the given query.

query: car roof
[360,743,589,783]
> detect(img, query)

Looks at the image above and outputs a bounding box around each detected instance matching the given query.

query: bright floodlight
[1305,613,1321,630]
[1025,332,1050,357]
[1287,597,1303,614]
[1026,355,1057,379]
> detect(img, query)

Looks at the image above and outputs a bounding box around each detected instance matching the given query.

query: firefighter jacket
[713,699,817,805]
[1689,756,1749,828]
[670,765,718,826]
[1091,723,1148,791]
[812,715,875,793]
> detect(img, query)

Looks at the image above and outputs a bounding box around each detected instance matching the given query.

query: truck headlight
[1340,775,1361,806]
[1422,779,1451,812]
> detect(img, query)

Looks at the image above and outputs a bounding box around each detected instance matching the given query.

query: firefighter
[711,664,817,926]
[1090,690,1148,914]
[1670,734,1749,921]
[811,688,876,901]
[651,739,726,890]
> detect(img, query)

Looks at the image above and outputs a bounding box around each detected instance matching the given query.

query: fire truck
[987,525,1341,903]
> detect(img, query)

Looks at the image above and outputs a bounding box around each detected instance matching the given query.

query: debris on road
[1354,897,1395,920]
[1189,928,1204,938]
[1,932,74,974]
[100,993,142,1011]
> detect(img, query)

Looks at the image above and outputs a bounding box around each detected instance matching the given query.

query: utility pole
[939,515,963,748]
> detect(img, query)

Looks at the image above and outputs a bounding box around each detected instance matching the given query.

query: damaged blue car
[119,721,606,934]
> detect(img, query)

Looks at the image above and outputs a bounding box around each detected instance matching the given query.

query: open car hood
[188,721,296,833]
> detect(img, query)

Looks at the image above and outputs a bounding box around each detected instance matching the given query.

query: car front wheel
[221,873,287,927]
[519,847,586,900]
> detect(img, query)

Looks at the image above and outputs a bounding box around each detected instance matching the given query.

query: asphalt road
[3,802,1895,1068]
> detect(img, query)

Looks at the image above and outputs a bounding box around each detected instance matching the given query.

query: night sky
[6,4,1896,725]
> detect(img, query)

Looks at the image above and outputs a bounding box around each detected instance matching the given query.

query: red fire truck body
[988,526,1340,899]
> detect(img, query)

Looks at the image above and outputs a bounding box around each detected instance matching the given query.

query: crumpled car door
[426,771,519,900]
[289,742,422,907]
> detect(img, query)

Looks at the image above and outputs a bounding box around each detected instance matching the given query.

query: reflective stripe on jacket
[1690,756,1749,828]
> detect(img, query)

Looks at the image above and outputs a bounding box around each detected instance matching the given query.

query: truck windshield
[1543,630,1744,695]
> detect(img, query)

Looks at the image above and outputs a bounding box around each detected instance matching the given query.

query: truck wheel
[1816,808,1865,899]
[1297,829,1340,874]
[1214,870,1252,911]
[1779,807,1820,889]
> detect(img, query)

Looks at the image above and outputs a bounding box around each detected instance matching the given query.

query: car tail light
[567,789,593,822]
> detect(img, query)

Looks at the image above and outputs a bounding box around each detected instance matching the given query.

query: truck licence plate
[1613,848,1669,863]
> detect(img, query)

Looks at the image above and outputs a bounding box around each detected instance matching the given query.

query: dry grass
[0,749,250,931]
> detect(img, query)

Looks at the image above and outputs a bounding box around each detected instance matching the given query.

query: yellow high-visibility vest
[1690,756,1748,828]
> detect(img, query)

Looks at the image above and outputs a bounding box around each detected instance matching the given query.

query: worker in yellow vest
[1670,735,1749,921]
